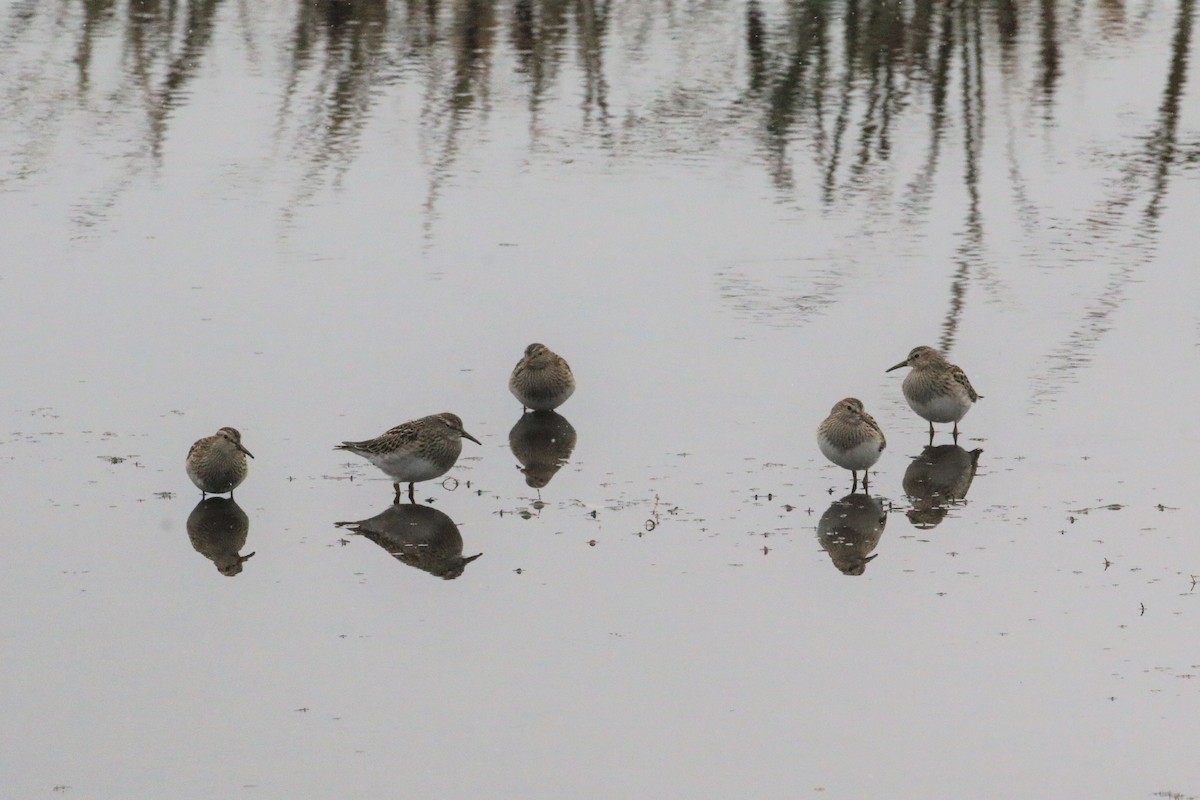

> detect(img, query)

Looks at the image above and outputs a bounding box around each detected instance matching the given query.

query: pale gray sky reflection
[1,1,1198,798]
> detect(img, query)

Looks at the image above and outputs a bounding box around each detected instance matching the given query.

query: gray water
[2,0,1199,797]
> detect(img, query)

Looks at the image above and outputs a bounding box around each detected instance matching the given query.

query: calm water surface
[2,0,1199,797]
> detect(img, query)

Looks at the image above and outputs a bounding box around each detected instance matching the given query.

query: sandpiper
[186,427,254,497]
[817,398,886,489]
[886,345,981,440]
[336,412,481,503]
[509,343,575,411]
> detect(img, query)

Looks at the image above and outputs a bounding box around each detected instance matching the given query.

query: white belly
[908,394,972,423]
[366,451,448,482]
[819,436,882,471]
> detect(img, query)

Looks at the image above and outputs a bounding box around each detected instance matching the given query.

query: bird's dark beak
[885,360,908,373]
[239,444,255,458]
[462,431,482,446]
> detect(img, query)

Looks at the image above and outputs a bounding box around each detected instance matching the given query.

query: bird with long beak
[336,412,481,503]
[887,345,981,441]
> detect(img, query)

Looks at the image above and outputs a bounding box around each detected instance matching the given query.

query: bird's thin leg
[393,482,402,504]
[862,471,870,491]
[851,471,859,492]
[408,482,416,503]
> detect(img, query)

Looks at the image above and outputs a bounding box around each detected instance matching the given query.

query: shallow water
[2,0,1199,797]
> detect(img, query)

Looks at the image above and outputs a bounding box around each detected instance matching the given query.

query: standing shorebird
[886,345,981,440]
[336,412,481,503]
[186,427,254,497]
[817,398,886,490]
[509,343,575,411]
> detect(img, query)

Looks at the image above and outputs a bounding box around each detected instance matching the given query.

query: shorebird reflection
[335,503,481,580]
[186,498,255,576]
[816,493,887,576]
[508,410,577,489]
[902,445,983,529]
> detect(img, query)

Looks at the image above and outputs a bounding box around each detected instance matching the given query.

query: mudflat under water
[2,1,1199,797]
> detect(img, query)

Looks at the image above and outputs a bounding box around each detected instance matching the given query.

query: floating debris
[1069,503,1125,514]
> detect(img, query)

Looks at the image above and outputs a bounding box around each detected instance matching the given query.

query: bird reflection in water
[816,493,887,576]
[901,445,983,529]
[508,410,577,489]
[186,498,255,576]
[335,504,482,580]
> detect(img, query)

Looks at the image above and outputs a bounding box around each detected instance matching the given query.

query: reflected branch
[278,0,391,228]
[0,0,1194,276]
[419,0,496,242]
[941,0,986,353]
[903,3,953,217]
[1036,0,1195,399]
[1143,0,1194,224]
[1036,0,1061,115]
[70,0,225,229]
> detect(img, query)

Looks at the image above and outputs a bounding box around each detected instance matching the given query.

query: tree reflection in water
[1,0,1193,362]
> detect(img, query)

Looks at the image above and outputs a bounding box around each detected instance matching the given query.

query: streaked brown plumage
[509,343,576,411]
[886,345,981,439]
[186,426,254,497]
[816,398,886,489]
[335,412,480,503]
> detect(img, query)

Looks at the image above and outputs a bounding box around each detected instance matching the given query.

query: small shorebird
[886,345,981,440]
[336,412,481,503]
[509,343,575,411]
[817,398,886,490]
[186,427,254,497]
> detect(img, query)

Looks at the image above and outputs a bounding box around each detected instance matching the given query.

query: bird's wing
[951,366,980,401]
